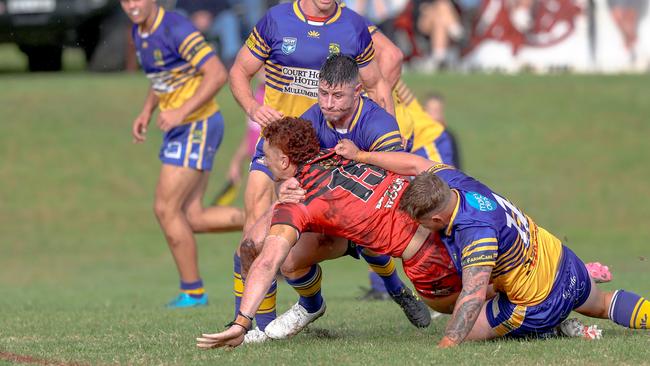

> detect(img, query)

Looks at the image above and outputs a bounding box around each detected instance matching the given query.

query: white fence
[460,0,649,73]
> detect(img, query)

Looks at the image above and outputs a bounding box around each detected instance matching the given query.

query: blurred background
[1,1,649,364]
[0,0,648,73]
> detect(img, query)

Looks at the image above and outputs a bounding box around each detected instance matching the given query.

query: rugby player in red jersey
[197,117,459,348]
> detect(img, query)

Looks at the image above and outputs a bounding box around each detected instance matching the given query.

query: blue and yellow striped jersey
[431,164,563,306]
[301,96,403,152]
[245,1,375,118]
[132,7,219,123]
[393,81,446,153]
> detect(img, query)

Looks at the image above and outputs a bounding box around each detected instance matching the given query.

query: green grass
[1,71,649,365]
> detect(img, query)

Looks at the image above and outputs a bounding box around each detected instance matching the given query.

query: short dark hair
[399,171,451,219]
[319,54,359,88]
[262,117,320,164]
[425,92,445,103]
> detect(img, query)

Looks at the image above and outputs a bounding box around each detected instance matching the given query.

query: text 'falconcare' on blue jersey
[430,164,563,306]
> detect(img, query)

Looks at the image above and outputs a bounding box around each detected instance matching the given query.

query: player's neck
[334,98,360,131]
[141,5,160,35]
[299,0,335,19]
[441,190,458,226]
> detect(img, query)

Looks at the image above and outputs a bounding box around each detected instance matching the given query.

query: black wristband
[225,320,250,334]
[238,310,254,322]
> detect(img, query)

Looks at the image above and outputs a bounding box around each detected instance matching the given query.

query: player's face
[263,140,290,181]
[306,0,337,14]
[120,0,156,25]
[425,98,444,123]
[318,81,362,126]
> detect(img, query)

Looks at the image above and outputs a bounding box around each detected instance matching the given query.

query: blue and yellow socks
[181,279,205,299]
[357,247,405,295]
[609,290,650,329]
[233,253,277,331]
[286,264,324,313]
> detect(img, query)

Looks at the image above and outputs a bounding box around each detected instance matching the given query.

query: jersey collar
[347,97,364,131]
[445,189,461,236]
[293,0,342,26]
[138,6,164,37]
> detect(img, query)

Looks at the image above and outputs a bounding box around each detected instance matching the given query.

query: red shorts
[402,232,461,299]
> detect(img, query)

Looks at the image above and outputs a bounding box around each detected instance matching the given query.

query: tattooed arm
[438,265,492,348]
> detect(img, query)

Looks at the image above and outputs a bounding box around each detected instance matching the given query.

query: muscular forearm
[440,266,491,347]
[239,232,294,316]
[372,31,403,89]
[230,64,258,118]
[141,88,159,115]
[367,76,395,116]
[355,150,434,176]
[180,58,226,117]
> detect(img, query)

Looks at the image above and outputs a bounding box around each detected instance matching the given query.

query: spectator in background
[175,0,242,66]
[422,92,461,169]
[414,0,465,71]
[345,0,409,37]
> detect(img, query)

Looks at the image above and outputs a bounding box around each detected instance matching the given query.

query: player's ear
[354,82,362,96]
[429,214,447,231]
[281,154,290,169]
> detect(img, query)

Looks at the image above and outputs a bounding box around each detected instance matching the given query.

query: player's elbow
[384,46,404,72]
[412,155,435,175]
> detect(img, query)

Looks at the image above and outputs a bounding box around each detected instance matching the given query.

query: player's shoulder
[339,5,370,29]
[302,102,323,117]
[161,9,193,28]
[159,10,197,39]
[264,2,293,22]
[361,96,395,121]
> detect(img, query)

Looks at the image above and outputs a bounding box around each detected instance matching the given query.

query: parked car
[0,0,129,71]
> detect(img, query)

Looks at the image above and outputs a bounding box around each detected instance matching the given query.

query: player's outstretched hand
[196,326,246,349]
[132,112,151,143]
[335,139,361,160]
[157,108,186,132]
[278,177,305,203]
[249,104,283,127]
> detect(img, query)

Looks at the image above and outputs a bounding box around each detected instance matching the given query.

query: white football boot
[264,301,326,339]
[243,327,270,344]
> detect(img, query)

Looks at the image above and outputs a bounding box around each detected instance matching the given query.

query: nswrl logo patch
[282,37,297,55]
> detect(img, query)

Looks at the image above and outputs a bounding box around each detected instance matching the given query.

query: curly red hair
[262,117,320,164]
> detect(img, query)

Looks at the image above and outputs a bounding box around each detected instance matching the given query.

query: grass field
[1,66,649,365]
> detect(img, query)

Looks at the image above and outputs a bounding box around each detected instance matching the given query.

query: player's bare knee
[280,260,309,280]
[185,210,205,232]
[153,199,169,222]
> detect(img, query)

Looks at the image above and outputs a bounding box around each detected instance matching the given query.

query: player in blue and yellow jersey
[121,0,244,308]
[363,20,461,299]
[234,55,429,342]
[398,84,460,167]
[260,55,429,339]
[364,19,459,167]
[335,145,650,346]
[227,0,400,340]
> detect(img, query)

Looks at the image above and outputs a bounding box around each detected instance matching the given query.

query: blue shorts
[249,137,274,179]
[159,112,224,171]
[412,130,457,166]
[486,246,592,338]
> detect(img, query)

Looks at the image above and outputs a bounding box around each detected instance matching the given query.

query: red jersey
[271,150,419,257]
